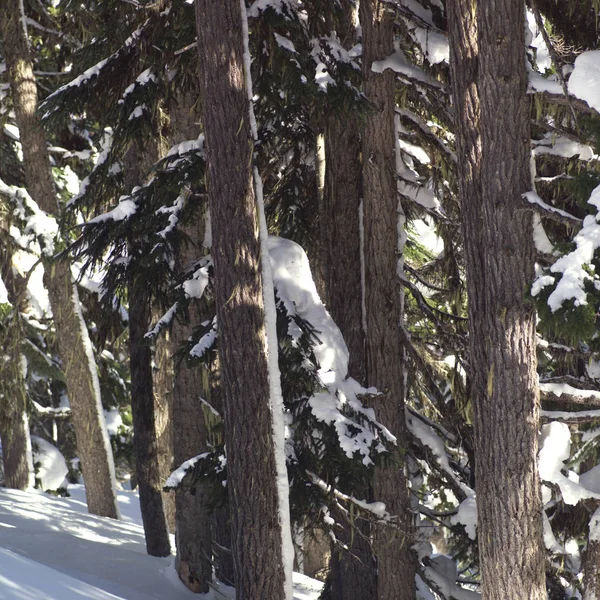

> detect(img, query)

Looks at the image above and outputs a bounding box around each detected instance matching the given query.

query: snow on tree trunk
[359,1,415,599]
[240,3,294,598]
[448,0,546,598]
[0,0,119,518]
[195,0,289,597]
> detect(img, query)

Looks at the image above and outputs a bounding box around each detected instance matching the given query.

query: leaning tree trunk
[449,0,546,598]
[196,0,288,598]
[359,2,415,599]
[0,0,118,518]
[322,2,375,599]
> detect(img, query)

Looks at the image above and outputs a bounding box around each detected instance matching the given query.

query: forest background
[2,0,600,599]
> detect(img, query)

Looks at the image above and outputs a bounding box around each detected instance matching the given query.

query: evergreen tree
[0,0,119,519]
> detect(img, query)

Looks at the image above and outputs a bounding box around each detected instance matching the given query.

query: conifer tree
[0,0,119,519]
[359,1,415,598]
[449,0,546,597]
[195,0,290,597]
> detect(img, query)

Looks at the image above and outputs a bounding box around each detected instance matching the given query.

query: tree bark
[153,327,176,533]
[122,141,170,556]
[322,2,375,598]
[171,229,214,592]
[583,507,600,600]
[128,271,171,556]
[449,0,546,598]
[195,0,287,597]
[0,0,119,518]
[359,2,414,599]
[0,237,32,490]
[166,91,215,592]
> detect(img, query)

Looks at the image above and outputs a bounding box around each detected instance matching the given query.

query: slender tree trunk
[0,243,32,490]
[0,0,118,518]
[359,2,414,598]
[153,328,176,533]
[449,0,546,598]
[128,272,171,556]
[196,0,288,597]
[583,507,600,600]
[123,142,170,556]
[166,91,215,592]
[171,224,214,591]
[322,2,375,598]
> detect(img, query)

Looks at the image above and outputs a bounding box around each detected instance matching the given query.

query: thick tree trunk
[449,0,546,598]
[359,2,414,599]
[0,0,119,518]
[196,0,287,597]
[322,2,375,599]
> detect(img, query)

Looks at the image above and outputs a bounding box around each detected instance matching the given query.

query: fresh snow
[87,198,137,224]
[412,28,449,65]
[539,422,600,505]
[532,184,600,312]
[0,485,323,600]
[451,496,477,540]
[568,51,600,114]
[372,49,441,88]
[31,435,69,491]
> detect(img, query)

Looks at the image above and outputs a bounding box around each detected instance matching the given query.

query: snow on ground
[0,484,323,600]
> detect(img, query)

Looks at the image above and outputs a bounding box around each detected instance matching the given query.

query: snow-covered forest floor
[0,485,323,600]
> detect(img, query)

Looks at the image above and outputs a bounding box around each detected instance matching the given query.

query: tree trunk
[128,272,171,556]
[359,2,414,599]
[583,507,600,600]
[171,228,214,592]
[0,241,32,491]
[122,140,170,556]
[0,0,119,518]
[449,0,546,597]
[195,0,288,597]
[153,328,176,533]
[322,2,375,598]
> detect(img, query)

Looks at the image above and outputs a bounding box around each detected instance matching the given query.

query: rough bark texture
[167,92,214,593]
[583,507,600,600]
[171,233,214,592]
[0,246,31,490]
[128,273,171,557]
[449,0,546,598]
[206,357,236,587]
[123,142,170,557]
[322,2,374,598]
[360,2,414,599]
[1,0,118,518]
[153,327,176,533]
[196,1,287,598]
